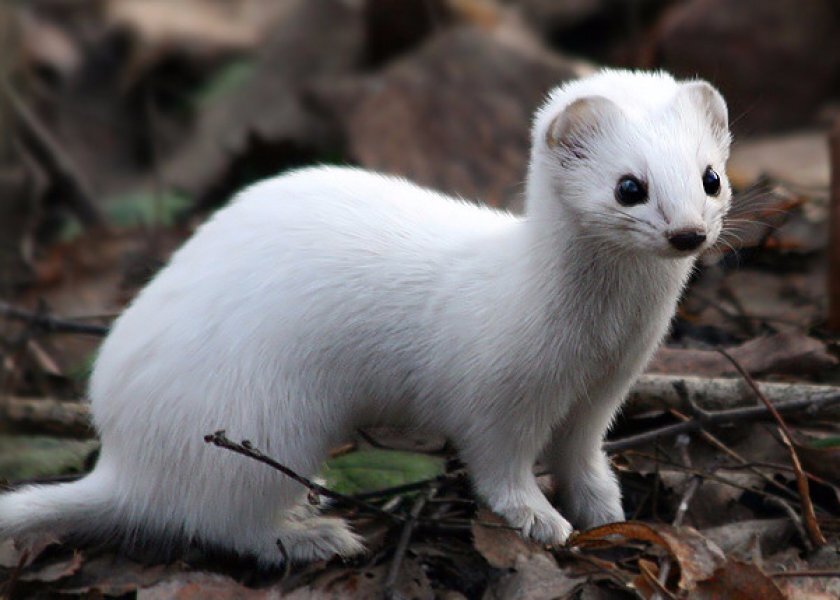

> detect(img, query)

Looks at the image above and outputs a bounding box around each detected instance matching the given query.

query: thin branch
[717,347,826,548]
[625,450,829,514]
[627,374,840,419]
[352,473,459,500]
[0,396,92,437]
[203,430,403,522]
[655,435,702,599]
[605,390,840,452]
[668,408,805,507]
[0,300,109,336]
[383,483,437,599]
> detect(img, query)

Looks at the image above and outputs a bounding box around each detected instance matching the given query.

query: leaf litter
[1,0,839,598]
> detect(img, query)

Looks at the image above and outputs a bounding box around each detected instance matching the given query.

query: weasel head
[528,69,732,259]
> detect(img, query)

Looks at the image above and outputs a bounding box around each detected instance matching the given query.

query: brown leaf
[690,559,786,600]
[767,547,840,599]
[471,509,548,569]
[57,556,181,596]
[648,332,837,377]
[702,519,794,560]
[20,550,84,584]
[487,553,584,600]
[0,534,61,569]
[138,572,281,600]
[570,522,725,592]
[286,557,433,599]
[634,558,675,599]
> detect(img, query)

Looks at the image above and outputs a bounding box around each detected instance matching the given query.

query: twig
[627,374,840,419]
[0,300,109,336]
[203,430,403,522]
[0,395,92,437]
[625,450,828,514]
[668,408,805,507]
[715,459,838,490]
[0,78,105,228]
[827,118,840,332]
[383,483,437,599]
[717,347,826,548]
[655,435,702,598]
[605,390,840,452]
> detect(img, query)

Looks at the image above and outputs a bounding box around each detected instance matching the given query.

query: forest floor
[1,1,839,598]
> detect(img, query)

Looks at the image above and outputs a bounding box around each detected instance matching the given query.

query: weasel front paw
[498,503,573,546]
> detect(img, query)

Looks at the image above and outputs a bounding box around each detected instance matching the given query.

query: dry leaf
[471,509,548,569]
[570,522,724,591]
[649,332,837,377]
[138,571,282,599]
[690,559,786,600]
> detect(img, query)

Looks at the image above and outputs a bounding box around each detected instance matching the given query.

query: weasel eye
[702,166,721,196]
[615,176,647,206]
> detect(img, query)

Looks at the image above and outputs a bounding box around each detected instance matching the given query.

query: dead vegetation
[1,0,839,598]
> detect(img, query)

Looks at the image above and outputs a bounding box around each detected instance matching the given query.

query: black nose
[668,230,706,251]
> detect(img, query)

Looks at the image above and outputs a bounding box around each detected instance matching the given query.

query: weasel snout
[666,228,706,252]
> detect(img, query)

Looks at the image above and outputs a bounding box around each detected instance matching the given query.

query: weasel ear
[545,95,622,156]
[680,80,730,144]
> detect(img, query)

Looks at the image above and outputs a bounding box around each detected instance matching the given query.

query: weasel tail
[0,469,117,542]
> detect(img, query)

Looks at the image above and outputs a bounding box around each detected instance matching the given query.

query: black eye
[615,175,647,206]
[702,166,721,196]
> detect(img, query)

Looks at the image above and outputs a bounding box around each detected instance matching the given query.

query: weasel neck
[473,190,696,368]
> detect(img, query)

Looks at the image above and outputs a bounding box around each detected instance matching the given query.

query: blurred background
[1,0,839,477]
[0,0,838,315]
[1,1,840,596]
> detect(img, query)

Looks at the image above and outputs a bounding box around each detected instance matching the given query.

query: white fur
[0,69,731,566]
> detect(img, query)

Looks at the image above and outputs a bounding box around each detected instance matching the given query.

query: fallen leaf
[286,556,433,599]
[471,509,547,569]
[648,332,837,377]
[701,519,794,561]
[486,553,584,600]
[691,559,786,599]
[138,571,281,599]
[321,449,444,496]
[0,534,60,569]
[57,556,181,596]
[570,522,725,592]
[20,550,84,584]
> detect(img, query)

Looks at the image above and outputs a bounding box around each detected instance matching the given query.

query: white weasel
[0,69,731,566]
